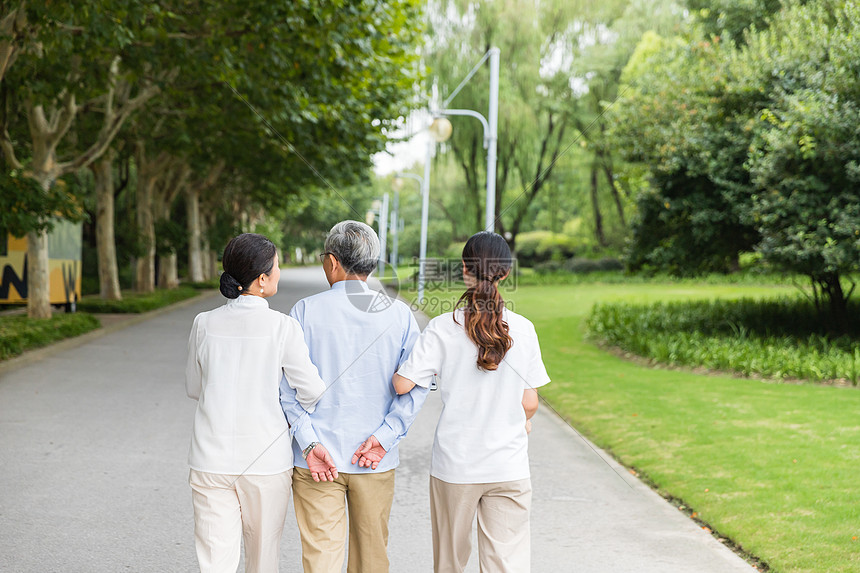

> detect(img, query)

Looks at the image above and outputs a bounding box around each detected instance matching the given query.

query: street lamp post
[390,189,400,268]
[432,47,500,233]
[378,192,389,277]
[394,116,450,303]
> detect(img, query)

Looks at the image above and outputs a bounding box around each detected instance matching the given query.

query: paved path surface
[0,266,755,572]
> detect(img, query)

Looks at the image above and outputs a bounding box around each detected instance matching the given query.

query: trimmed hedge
[533,257,624,274]
[76,286,201,313]
[0,313,101,361]
[587,297,860,384]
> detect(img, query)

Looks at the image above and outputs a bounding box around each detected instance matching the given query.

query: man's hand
[350,435,387,470]
[306,444,338,482]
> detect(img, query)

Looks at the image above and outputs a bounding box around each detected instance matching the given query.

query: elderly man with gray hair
[280,220,428,573]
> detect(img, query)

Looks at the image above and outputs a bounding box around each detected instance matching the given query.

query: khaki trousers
[292,467,396,573]
[430,476,532,573]
[189,469,292,573]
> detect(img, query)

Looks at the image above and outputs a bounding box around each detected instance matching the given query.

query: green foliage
[442,241,467,260]
[736,1,860,317]
[76,286,199,313]
[185,278,220,290]
[685,0,782,44]
[425,0,677,243]
[397,219,453,260]
[154,218,186,257]
[588,298,860,382]
[611,0,860,316]
[0,313,100,361]
[562,257,624,274]
[612,29,760,275]
[514,231,578,267]
[0,172,85,236]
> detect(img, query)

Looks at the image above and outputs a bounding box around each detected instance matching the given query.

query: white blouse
[397,308,551,484]
[186,295,326,475]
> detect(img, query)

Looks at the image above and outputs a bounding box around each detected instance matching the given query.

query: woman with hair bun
[393,231,551,573]
[185,233,331,573]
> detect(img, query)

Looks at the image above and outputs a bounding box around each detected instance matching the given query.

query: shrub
[443,241,467,260]
[563,257,624,274]
[587,297,860,384]
[76,286,200,313]
[0,313,101,361]
[533,260,564,274]
[515,231,577,267]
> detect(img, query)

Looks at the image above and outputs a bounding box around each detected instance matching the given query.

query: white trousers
[430,476,532,573]
[189,469,292,573]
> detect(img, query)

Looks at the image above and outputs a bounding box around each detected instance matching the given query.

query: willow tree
[426,0,680,248]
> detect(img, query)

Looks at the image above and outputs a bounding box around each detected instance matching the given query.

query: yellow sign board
[0,220,83,305]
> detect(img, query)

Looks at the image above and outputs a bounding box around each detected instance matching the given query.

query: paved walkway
[0,267,755,572]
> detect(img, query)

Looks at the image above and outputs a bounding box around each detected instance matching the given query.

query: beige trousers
[292,467,396,573]
[430,476,532,573]
[189,469,292,573]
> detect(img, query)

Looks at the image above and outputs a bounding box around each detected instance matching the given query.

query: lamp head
[429,117,453,142]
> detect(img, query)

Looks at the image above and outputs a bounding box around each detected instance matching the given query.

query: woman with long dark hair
[185,233,330,573]
[393,231,551,572]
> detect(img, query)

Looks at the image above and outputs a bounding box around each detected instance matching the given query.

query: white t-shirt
[397,308,550,484]
[186,295,326,475]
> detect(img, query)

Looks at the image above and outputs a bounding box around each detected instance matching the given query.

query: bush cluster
[533,257,624,274]
[587,297,860,384]
[514,231,577,267]
[76,287,200,314]
[0,313,101,361]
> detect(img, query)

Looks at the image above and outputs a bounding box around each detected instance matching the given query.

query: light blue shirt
[279,280,428,473]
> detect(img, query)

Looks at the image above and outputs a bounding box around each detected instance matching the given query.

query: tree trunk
[601,154,626,227]
[26,162,56,319]
[815,272,852,333]
[209,250,219,280]
[590,164,607,247]
[187,186,204,283]
[200,210,213,280]
[156,192,179,289]
[26,230,50,318]
[135,166,156,293]
[158,252,179,289]
[92,154,122,300]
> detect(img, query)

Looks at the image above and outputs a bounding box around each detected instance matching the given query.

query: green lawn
[409,282,860,573]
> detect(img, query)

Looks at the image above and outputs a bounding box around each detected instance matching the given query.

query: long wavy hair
[454,232,513,371]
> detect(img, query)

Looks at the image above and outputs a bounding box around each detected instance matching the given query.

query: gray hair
[324,220,380,276]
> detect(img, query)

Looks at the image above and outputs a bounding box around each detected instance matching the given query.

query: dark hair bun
[219,271,242,299]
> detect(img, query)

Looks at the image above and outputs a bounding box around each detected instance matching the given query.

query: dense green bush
[76,286,200,313]
[443,241,467,260]
[185,279,220,290]
[0,313,101,361]
[563,257,624,273]
[587,297,860,384]
[514,231,577,267]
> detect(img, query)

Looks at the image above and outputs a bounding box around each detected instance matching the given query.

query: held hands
[351,435,387,470]
[306,444,338,482]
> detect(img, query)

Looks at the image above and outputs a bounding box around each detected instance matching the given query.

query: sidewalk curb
[0,290,221,378]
